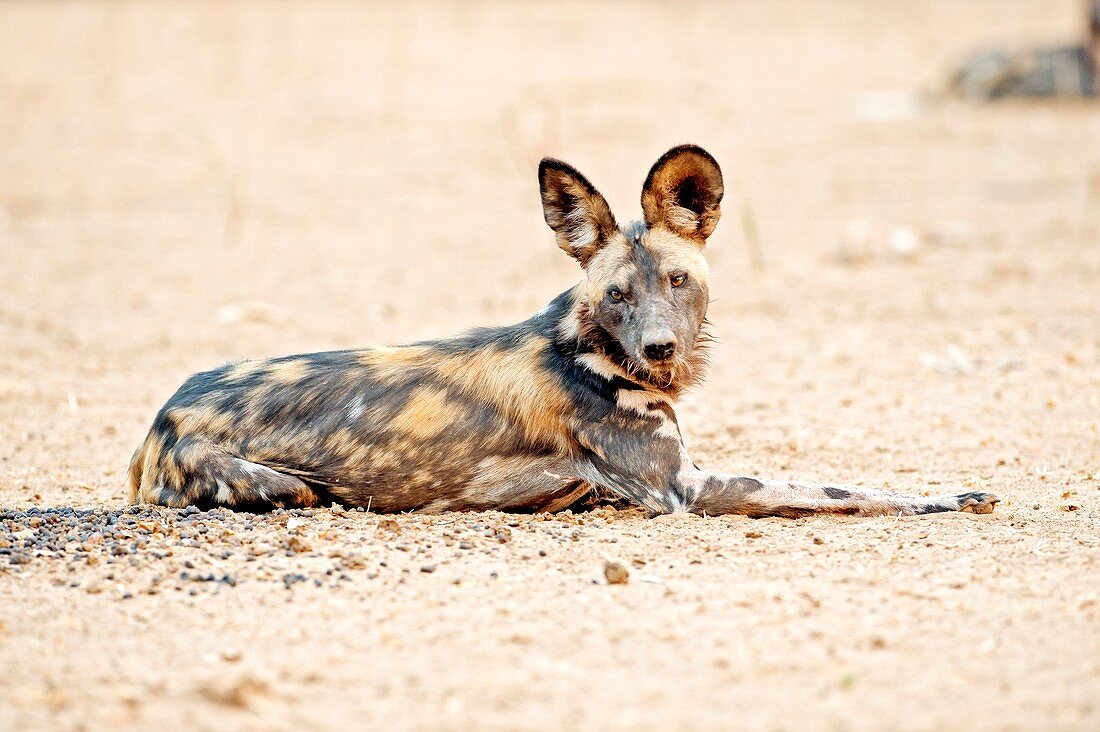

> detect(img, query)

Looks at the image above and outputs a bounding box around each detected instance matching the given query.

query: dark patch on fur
[646,401,676,421]
[621,219,647,242]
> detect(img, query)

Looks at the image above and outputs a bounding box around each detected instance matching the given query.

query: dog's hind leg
[134,435,321,510]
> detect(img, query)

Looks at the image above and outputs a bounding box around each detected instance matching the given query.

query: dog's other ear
[641,145,724,245]
[539,158,618,267]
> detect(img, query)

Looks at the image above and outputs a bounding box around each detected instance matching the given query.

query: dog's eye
[608,289,624,302]
[670,274,687,288]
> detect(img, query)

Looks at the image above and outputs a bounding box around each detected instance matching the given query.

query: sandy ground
[2,1,1099,729]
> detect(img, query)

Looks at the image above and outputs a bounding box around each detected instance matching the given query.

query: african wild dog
[128,145,999,518]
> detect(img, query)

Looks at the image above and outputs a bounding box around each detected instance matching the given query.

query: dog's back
[128,295,597,512]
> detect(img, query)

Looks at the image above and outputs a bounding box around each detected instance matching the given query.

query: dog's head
[539,145,723,390]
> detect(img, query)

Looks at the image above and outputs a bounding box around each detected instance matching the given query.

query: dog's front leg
[681,470,999,518]
[572,394,997,518]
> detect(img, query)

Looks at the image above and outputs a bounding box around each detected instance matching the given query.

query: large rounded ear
[641,145,724,245]
[539,158,618,267]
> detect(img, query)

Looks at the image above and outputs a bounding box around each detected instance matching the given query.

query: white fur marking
[577,352,628,382]
[241,461,271,477]
[616,389,654,415]
[564,205,598,251]
[557,305,581,342]
[346,395,366,422]
[616,389,681,441]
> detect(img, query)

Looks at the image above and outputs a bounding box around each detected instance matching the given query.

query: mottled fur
[129,146,999,518]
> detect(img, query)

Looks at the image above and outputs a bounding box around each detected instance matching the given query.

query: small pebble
[604,560,629,585]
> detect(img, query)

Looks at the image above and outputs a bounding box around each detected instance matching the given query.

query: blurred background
[3,3,1100,730]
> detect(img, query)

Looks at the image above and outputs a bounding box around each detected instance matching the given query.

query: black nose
[644,341,676,361]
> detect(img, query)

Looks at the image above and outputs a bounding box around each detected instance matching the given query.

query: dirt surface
[2,1,1099,729]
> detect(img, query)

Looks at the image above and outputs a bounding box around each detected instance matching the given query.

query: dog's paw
[953,491,999,514]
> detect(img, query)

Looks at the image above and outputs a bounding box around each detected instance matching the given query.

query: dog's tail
[126,440,147,504]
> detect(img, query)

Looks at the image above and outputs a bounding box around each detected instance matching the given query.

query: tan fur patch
[267,358,312,384]
[436,336,574,452]
[388,387,465,440]
[556,287,584,343]
[126,446,145,502]
[136,434,164,499]
[222,359,266,382]
[581,234,633,303]
[358,346,439,385]
[643,227,710,286]
[167,406,236,439]
[324,427,363,459]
